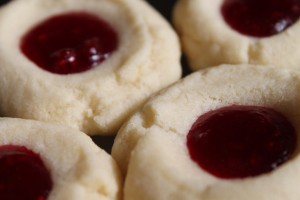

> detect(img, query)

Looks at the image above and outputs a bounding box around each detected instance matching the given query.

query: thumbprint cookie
[173,0,300,71]
[0,0,181,135]
[0,117,122,200]
[112,64,300,200]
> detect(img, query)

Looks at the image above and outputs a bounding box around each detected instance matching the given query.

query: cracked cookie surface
[173,0,300,71]
[0,117,122,200]
[0,0,181,135]
[112,64,300,200]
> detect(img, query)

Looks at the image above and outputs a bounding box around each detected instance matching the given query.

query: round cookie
[0,117,122,200]
[173,0,300,70]
[112,64,300,199]
[0,0,181,135]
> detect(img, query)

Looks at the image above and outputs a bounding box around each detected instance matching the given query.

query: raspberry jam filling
[187,105,296,179]
[0,145,53,200]
[221,0,300,37]
[21,12,118,74]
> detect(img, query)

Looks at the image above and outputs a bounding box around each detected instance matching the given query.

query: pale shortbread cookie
[0,117,122,200]
[112,64,300,200]
[0,0,181,135]
[173,0,300,71]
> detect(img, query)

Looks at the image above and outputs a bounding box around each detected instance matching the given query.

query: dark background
[147,0,177,21]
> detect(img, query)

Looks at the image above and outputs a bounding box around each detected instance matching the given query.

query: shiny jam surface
[0,145,53,200]
[221,0,300,37]
[21,12,118,74]
[187,105,297,179]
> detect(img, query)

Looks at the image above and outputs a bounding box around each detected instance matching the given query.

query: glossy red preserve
[0,145,52,200]
[21,12,118,74]
[187,105,296,179]
[221,0,300,37]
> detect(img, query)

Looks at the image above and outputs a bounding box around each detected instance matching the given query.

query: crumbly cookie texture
[0,0,181,135]
[173,0,300,71]
[0,117,123,200]
[112,64,300,200]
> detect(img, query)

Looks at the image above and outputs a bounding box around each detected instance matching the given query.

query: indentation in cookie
[20,12,118,74]
[0,145,53,199]
[187,105,296,179]
[221,0,300,37]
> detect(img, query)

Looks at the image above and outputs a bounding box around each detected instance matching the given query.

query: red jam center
[221,0,300,37]
[0,145,53,200]
[20,12,118,74]
[187,105,296,179]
